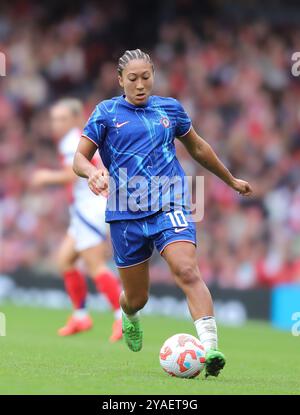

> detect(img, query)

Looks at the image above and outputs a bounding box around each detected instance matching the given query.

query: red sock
[63,269,87,309]
[94,270,121,311]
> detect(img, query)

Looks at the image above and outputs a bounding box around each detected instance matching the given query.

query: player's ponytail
[117,49,154,75]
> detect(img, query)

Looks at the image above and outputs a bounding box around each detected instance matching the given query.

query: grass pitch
[0,303,299,395]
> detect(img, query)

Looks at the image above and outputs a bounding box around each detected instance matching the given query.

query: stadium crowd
[1,1,300,288]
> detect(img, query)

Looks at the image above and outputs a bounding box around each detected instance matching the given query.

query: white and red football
[159,333,206,378]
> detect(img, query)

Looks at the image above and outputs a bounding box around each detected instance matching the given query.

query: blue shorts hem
[158,238,196,255]
[115,254,153,268]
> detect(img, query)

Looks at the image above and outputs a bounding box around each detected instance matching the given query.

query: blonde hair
[54,98,83,116]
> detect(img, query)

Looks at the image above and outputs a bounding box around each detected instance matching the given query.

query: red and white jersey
[58,127,107,251]
[58,127,102,207]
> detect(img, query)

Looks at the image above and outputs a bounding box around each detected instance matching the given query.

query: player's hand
[30,170,52,188]
[231,178,253,196]
[88,168,109,197]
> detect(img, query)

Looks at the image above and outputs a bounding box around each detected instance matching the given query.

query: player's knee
[57,255,73,274]
[174,263,200,286]
[87,262,104,279]
[57,258,66,274]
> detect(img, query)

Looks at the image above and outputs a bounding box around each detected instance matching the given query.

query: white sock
[122,309,140,322]
[194,316,218,351]
[114,308,122,320]
[73,309,88,319]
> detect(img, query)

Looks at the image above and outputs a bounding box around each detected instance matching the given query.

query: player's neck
[123,94,150,108]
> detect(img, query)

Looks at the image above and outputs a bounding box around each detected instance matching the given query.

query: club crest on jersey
[160,117,170,128]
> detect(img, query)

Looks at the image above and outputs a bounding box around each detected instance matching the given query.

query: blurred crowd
[1,1,300,288]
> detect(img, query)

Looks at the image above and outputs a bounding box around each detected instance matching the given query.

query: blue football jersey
[82,95,192,222]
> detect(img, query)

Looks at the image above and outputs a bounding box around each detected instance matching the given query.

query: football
[159,333,206,378]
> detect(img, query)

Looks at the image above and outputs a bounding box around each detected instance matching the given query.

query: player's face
[118,59,154,106]
[50,105,77,139]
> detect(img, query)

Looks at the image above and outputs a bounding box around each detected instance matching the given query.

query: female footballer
[31,99,122,342]
[73,49,253,377]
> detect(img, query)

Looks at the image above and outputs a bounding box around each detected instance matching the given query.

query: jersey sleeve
[58,132,79,167]
[59,147,76,166]
[174,99,192,138]
[82,104,107,148]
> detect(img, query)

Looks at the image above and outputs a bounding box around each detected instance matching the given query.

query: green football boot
[122,313,143,352]
[205,349,226,378]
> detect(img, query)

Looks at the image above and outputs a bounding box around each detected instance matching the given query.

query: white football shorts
[68,196,108,252]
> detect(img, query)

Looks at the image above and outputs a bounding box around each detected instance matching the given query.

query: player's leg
[161,241,225,377]
[56,234,92,336]
[118,260,150,352]
[162,242,213,319]
[118,261,150,315]
[80,242,122,342]
[109,218,153,352]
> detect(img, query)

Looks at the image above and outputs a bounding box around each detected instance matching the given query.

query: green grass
[0,303,299,395]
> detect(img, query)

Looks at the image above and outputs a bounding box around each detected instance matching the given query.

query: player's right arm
[31,166,76,188]
[73,136,109,197]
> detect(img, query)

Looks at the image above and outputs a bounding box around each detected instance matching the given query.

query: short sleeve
[59,143,76,166]
[58,130,80,166]
[175,99,192,138]
[82,104,107,148]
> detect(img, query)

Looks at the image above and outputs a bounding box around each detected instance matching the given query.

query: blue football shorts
[109,209,197,268]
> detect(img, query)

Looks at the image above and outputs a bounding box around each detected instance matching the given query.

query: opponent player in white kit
[31,98,122,342]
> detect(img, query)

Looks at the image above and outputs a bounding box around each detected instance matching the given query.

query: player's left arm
[177,127,253,196]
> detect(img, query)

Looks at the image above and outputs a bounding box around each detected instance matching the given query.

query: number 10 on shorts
[166,210,188,228]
